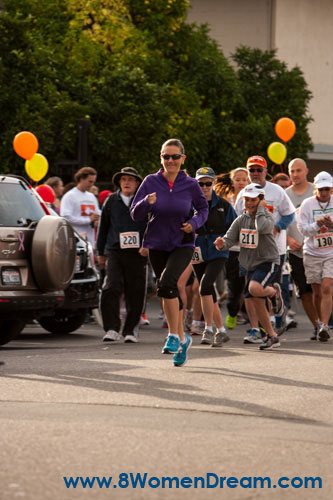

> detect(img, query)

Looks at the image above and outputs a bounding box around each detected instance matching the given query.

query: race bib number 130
[314,232,333,250]
[120,232,140,249]
[240,229,258,248]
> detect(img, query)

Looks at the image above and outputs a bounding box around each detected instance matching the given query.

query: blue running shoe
[162,334,181,354]
[243,328,263,344]
[173,334,192,367]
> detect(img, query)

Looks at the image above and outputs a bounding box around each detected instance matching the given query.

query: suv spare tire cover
[31,216,76,292]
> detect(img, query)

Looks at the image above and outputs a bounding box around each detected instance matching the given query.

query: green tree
[0,0,313,181]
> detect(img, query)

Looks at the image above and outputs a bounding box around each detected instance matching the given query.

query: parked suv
[0,175,76,345]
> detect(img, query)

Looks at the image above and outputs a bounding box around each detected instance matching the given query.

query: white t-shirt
[298,195,333,257]
[235,181,295,255]
[60,187,101,247]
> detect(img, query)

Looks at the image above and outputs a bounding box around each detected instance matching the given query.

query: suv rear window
[0,182,46,227]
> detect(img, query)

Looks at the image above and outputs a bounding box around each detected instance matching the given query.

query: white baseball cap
[314,171,333,189]
[242,183,265,198]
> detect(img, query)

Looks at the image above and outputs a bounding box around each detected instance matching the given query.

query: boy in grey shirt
[215,184,283,350]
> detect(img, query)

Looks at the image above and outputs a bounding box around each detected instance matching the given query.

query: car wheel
[31,216,76,292]
[0,320,26,345]
[39,309,88,334]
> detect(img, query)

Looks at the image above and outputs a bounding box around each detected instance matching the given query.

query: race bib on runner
[119,232,140,249]
[240,229,258,248]
[192,246,203,264]
[314,232,333,250]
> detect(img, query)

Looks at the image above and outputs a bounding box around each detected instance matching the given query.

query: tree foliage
[0,0,312,181]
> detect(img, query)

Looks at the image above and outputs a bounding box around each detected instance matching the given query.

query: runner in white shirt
[235,155,295,342]
[298,171,333,342]
[60,167,101,248]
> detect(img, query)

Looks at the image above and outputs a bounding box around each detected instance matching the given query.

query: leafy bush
[0,0,312,180]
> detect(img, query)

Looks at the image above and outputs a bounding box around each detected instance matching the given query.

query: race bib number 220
[119,232,140,249]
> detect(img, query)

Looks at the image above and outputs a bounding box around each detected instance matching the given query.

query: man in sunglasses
[298,171,333,342]
[234,156,295,343]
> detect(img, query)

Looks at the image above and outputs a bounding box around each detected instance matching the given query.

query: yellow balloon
[25,154,49,182]
[267,142,287,165]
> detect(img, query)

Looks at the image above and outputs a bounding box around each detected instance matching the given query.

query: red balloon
[36,184,55,204]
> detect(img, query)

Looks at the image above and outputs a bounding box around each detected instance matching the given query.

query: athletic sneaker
[212,328,229,347]
[310,328,318,341]
[124,334,138,343]
[225,315,237,329]
[161,319,168,328]
[173,334,192,367]
[191,322,203,336]
[103,330,122,342]
[318,325,330,342]
[243,328,263,344]
[140,313,150,326]
[200,329,214,345]
[270,283,284,315]
[246,326,266,336]
[162,334,181,354]
[259,335,280,350]
[285,316,298,330]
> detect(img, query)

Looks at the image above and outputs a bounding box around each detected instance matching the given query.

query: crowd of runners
[50,139,333,368]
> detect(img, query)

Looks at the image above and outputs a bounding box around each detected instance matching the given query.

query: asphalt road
[1,298,332,500]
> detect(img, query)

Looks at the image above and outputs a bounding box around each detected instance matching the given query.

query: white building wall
[188,0,333,164]
[274,0,333,147]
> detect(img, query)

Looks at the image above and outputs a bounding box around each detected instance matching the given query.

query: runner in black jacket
[97,167,148,343]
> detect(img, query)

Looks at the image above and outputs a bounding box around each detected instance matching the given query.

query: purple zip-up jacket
[130,169,209,251]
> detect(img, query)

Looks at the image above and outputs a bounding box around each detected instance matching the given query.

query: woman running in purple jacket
[131,139,208,366]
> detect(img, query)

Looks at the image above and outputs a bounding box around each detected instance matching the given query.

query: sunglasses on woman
[161,154,183,160]
[198,181,213,187]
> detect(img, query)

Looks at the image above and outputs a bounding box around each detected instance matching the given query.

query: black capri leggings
[149,247,194,309]
[193,258,226,302]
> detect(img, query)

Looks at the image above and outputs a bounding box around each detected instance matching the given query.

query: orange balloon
[275,118,296,143]
[13,131,39,160]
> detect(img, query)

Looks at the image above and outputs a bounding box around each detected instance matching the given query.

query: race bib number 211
[240,229,258,248]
